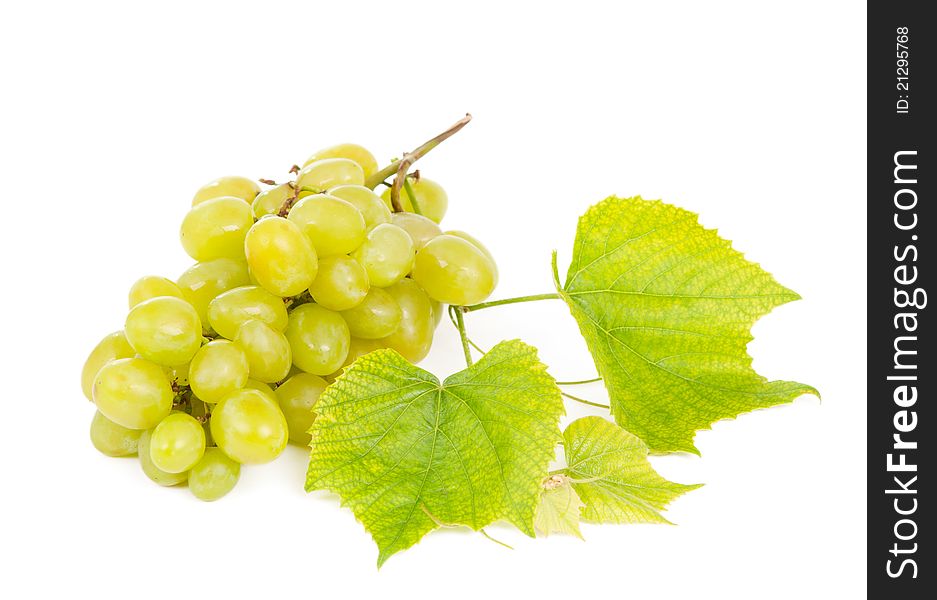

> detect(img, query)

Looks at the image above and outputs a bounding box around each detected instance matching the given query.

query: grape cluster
[81,143,498,501]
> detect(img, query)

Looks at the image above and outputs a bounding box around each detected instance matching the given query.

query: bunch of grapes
[81,138,498,501]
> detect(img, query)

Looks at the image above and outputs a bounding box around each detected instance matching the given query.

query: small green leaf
[306,340,564,567]
[564,417,700,524]
[560,196,818,454]
[535,474,585,539]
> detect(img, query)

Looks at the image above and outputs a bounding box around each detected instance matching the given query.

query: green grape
[149,412,206,473]
[381,178,448,223]
[208,285,289,340]
[287,194,366,257]
[244,378,275,399]
[381,279,434,363]
[93,358,173,429]
[308,255,370,311]
[429,298,444,329]
[303,144,378,179]
[329,185,391,230]
[188,448,241,501]
[295,158,364,193]
[128,276,186,308]
[252,183,292,219]
[444,230,498,287]
[234,319,292,383]
[245,216,318,297]
[81,331,135,400]
[90,410,142,457]
[180,196,254,262]
[274,372,327,445]
[177,258,252,327]
[188,340,249,403]
[411,235,497,306]
[340,288,402,339]
[391,212,442,250]
[138,429,188,486]
[351,223,415,287]
[125,296,203,366]
[284,303,350,376]
[335,337,385,377]
[192,176,261,206]
[210,388,288,464]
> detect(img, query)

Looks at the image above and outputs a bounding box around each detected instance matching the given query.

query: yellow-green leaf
[534,474,585,539]
[559,196,818,454]
[306,340,564,566]
[564,417,700,523]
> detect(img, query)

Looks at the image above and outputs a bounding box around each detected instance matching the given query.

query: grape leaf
[534,474,585,539]
[305,339,564,567]
[558,196,818,454]
[563,417,699,524]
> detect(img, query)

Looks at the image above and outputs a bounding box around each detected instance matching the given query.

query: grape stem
[365,114,473,211]
[276,182,300,217]
[560,392,610,410]
[460,293,561,313]
[452,305,474,367]
[402,177,423,216]
[447,306,487,354]
[556,377,603,386]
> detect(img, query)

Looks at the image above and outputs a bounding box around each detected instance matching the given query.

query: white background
[0,1,866,598]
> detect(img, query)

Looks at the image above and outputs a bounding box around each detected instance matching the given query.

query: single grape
[328,185,391,231]
[308,255,370,311]
[234,319,292,383]
[81,331,136,400]
[125,296,202,366]
[244,216,318,297]
[128,276,186,308]
[340,288,402,339]
[284,303,350,376]
[391,212,443,250]
[180,196,254,262]
[411,235,497,306]
[351,223,415,287]
[188,340,249,403]
[210,388,288,464]
[381,279,434,363]
[149,412,206,473]
[429,298,444,329]
[274,372,327,445]
[295,158,364,193]
[138,429,188,486]
[177,258,252,327]
[188,448,240,501]
[93,358,173,429]
[287,194,366,257]
[381,178,448,223]
[444,230,498,287]
[207,285,289,340]
[252,183,292,219]
[192,176,260,206]
[303,144,378,179]
[90,410,142,457]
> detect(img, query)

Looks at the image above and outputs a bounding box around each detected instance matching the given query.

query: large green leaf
[306,340,564,566]
[564,417,699,524]
[559,196,818,454]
